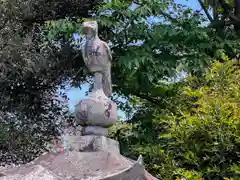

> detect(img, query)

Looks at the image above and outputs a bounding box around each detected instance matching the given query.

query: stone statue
[82,20,112,97]
[74,20,117,137]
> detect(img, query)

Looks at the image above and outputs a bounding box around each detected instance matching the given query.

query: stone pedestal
[61,135,120,154]
[82,126,108,136]
[75,89,117,137]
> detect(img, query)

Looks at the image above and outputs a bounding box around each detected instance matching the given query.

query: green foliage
[97,0,209,75]
[93,0,240,102]
[42,0,240,104]
[0,0,98,165]
[116,61,240,179]
[45,19,83,41]
[162,61,240,179]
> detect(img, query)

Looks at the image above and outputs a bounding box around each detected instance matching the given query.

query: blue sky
[65,0,201,120]
[176,0,201,10]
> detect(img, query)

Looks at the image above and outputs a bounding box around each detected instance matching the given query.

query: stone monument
[75,20,116,137]
[0,20,158,180]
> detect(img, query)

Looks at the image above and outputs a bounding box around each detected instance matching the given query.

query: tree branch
[133,92,160,105]
[197,0,214,22]
[121,87,161,105]
[218,0,240,23]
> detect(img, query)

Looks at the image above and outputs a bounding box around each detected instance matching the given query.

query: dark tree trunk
[234,0,240,33]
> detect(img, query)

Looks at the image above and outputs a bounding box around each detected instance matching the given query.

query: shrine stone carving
[75,20,117,137]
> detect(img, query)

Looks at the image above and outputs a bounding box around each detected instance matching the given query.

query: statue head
[82,20,98,38]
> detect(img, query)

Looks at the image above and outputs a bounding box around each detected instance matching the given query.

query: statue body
[82,21,112,97]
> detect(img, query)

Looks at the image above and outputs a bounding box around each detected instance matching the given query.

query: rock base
[74,88,117,137]
[82,126,108,136]
[63,135,120,154]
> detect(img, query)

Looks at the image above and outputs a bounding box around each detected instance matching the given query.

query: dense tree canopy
[0,0,101,164]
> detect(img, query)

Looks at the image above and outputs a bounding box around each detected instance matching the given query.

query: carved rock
[61,135,120,154]
[75,89,117,136]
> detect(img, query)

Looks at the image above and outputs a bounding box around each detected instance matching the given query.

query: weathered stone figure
[74,20,117,136]
[82,20,112,97]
